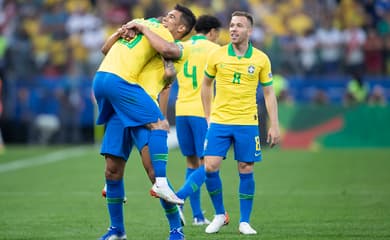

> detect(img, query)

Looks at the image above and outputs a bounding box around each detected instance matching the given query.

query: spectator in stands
[377,11,390,36]
[296,28,318,76]
[286,5,314,37]
[384,34,390,75]
[363,27,384,75]
[316,13,344,76]
[40,1,68,38]
[342,20,367,76]
[5,22,36,84]
[363,0,381,29]
[278,28,300,75]
[66,1,104,77]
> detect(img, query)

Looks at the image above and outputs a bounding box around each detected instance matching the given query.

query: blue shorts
[100,113,133,160]
[203,123,262,162]
[176,116,208,158]
[93,71,164,127]
[100,114,150,160]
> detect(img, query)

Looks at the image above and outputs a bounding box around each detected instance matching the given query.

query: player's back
[176,36,220,117]
[98,18,174,84]
[137,55,165,103]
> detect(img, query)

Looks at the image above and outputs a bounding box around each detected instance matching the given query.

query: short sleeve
[259,54,273,86]
[204,50,217,78]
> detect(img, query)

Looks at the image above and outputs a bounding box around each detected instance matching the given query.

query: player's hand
[267,125,280,148]
[123,21,145,34]
[119,25,137,41]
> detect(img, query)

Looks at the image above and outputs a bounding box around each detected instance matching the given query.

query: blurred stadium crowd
[0,0,389,144]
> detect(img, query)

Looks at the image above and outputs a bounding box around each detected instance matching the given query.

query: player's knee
[147,119,168,131]
[105,168,121,180]
[187,156,200,168]
[104,155,125,180]
[238,161,254,173]
[204,161,219,172]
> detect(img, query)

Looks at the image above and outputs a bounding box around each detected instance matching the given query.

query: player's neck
[232,41,249,57]
[172,33,181,40]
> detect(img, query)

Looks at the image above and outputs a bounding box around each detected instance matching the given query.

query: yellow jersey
[204,42,273,125]
[136,55,165,103]
[136,40,186,103]
[98,18,174,84]
[176,35,220,117]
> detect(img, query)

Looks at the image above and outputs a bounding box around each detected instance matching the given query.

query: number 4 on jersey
[184,61,198,89]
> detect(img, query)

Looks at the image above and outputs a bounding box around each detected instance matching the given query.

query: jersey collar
[148,17,161,23]
[228,41,253,59]
[191,35,207,41]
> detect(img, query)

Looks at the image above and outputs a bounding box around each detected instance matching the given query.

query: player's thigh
[190,116,208,158]
[176,116,195,155]
[101,114,133,161]
[232,125,262,162]
[130,126,150,152]
[176,116,207,157]
[104,74,164,127]
[204,123,232,158]
[93,72,115,124]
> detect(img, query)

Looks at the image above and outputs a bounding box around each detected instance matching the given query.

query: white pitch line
[0,147,89,173]
[0,127,179,174]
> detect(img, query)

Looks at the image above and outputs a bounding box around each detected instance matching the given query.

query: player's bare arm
[101,25,137,55]
[124,22,181,60]
[162,58,176,87]
[263,85,280,147]
[201,75,214,125]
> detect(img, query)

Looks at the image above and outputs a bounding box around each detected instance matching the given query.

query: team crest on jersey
[248,65,255,74]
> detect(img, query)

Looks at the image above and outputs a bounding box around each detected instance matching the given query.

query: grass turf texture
[0,145,389,239]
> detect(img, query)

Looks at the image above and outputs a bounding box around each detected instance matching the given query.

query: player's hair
[231,11,254,27]
[174,4,197,37]
[194,15,222,34]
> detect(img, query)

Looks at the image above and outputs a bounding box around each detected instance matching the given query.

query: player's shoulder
[181,39,192,47]
[212,44,228,54]
[251,45,270,59]
[205,40,220,49]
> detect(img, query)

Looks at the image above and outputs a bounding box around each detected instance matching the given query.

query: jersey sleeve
[176,41,186,61]
[204,49,217,78]
[259,54,273,86]
[172,41,186,70]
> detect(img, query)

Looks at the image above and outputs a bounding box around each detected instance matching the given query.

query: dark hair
[194,15,222,34]
[174,4,196,37]
[231,11,254,27]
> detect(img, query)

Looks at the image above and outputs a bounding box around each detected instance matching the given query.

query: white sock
[155,177,168,186]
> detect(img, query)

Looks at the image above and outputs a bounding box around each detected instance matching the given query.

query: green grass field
[0,145,390,240]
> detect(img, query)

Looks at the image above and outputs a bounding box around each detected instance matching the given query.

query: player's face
[229,16,252,44]
[162,10,184,37]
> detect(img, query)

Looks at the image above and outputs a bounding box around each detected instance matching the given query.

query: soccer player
[201,11,280,235]
[102,30,185,239]
[93,5,196,240]
[173,15,221,226]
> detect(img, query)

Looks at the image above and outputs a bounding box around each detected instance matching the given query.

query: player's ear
[178,24,186,36]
